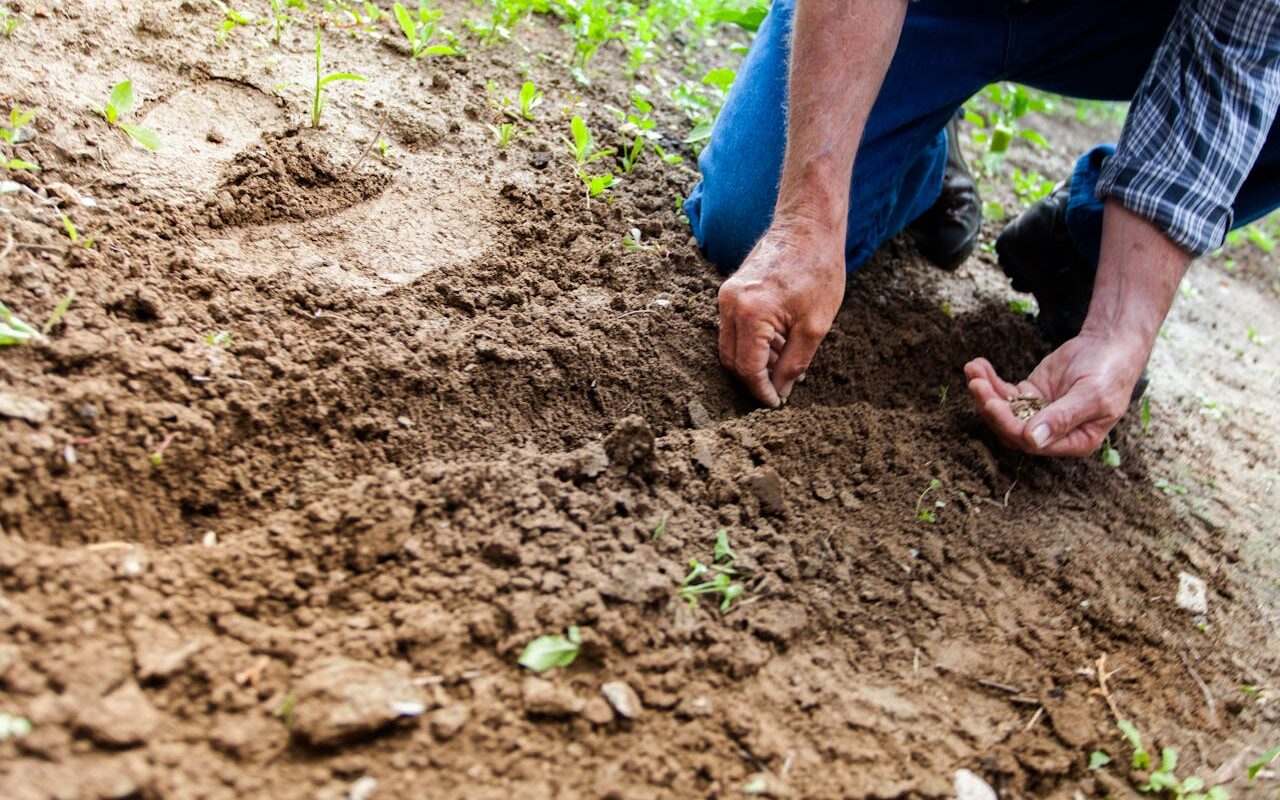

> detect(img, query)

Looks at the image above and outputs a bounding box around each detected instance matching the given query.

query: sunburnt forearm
[775,0,908,234]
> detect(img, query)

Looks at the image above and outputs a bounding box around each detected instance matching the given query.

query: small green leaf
[393,2,417,48]
[1088,751,1111,770]
[683,122,712,144]
[42,289,75,335]
[518,630,582,672]
[1250,745,1280,780]
[4,158,38,171]
[701,68,735,90]
[571,115,591,157]
[989,124,1012,154]
[109,80,135,117]
[713,528,736,564]
[1019,129,1050,148]
[419,44,455,56]
[318,72,367,88]
[118,123,162,151]
[1117,720,1149,770]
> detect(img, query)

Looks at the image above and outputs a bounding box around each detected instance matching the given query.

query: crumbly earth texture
[1009,394,1047,421]
[1,3,1279,799]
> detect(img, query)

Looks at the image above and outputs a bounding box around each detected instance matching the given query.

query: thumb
[1024,387,1102,452]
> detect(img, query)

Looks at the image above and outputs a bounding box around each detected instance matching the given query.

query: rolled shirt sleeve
[1095,0,1280,256]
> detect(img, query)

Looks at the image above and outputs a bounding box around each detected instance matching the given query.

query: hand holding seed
[964,331,1146,457]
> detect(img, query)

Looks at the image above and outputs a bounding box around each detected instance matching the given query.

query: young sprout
[0,301,39,346]
[564,115,613,165]
[310,28,367,128]
[1009,297,1035,316]
[205,331,232,347]
[487,122,521,149]
[2,106,38,171]
[1250,745,1280,781]
[212,0,256,45]
[578,169,614,200]
[0,8,22,36]
[915,478,942,522]
[42,290,74,335]
[1117,720,1149,769]
[1087,751,1111,771]
[518,626,581,672]
[518,81,543,120]
[95,81,162,151]
[60,213,94,250]
[677,529,746,612]
[1098,437,1121,468]
[392,1,456,59]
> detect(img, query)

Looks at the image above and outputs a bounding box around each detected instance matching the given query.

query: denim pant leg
[683,0,1005,275]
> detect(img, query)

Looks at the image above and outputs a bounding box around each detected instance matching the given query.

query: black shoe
[906,116,982,271]
[996,183,1149,401]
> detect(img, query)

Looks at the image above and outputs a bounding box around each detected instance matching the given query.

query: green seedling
[0,9,22,36]
[518,626,581,672]
[1135,745,1230,800]
[2,105,35,145]
[938,384,949,405]
[578,169,614,200]
[205,331,231,347]
[60,213,95,250]
[310,29,367,128]
[1009,297,1035,316]
[0,713,32,740]
[518,81,543,120]
[1098,437,1121,468]
[678,529,746,612]
[915,478,942,522]
[1140,394,1152,434]
[1153,477,1187,496]
[651,514,666,540]
[42,290,74,335]
[95,81,162,151]
[618,134,644,173]
[212,1,256,45]
[488,122,521,149]
[393,1,456,59]
[1088,750,1111,770]
[1118,719,1149,769]
[0,301,39,346]
[702,67,735,92]
[1249,745,1280,781]
[564,115,613,165]
[274,692,298,727]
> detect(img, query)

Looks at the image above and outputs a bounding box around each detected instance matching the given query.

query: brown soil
[2,4,1278,800]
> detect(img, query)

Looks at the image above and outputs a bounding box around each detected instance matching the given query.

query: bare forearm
[776,0,907,233]
[1081,201,1192,351]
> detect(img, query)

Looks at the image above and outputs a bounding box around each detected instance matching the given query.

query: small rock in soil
[743,771,790,798]
[604,415,655,468]
[581,696,614,725]
[1176,571,1208,613]
[748,468,786,515]
[428,704,469,741]
[953,769,997,800]
[686,400,713,429]
[600,681,642,719]
[0,392,51,424]
[133,627,205,681]
[291,658,426,747]
[522,677,584,717]
[692,437,714,470]
[76,681,160,747]
[348,776,379,800]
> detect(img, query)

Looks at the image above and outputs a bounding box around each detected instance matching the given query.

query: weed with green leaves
[1098,437,1121,468]
[393,1,457,59]
[310,29,367,128]
[95,81,162,151]
[0,8,22,36]
[212,1,256,45]
[0,302,39,346]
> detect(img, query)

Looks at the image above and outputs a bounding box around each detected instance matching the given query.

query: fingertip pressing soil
[1,3,1277,800]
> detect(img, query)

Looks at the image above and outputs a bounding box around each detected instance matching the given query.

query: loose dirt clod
[290,658,425,747]
[600,680,643,719]
[1008,393,1047,420]
[75,682,160,748]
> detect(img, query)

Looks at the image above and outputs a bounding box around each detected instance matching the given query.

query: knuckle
[796,317,831,341]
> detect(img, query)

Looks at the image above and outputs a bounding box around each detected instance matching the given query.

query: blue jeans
[685,0,1280,274]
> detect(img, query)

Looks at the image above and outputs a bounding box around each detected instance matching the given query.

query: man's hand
[718,222,846,407]
[969,201,1190,456]
[964,332,1147,456]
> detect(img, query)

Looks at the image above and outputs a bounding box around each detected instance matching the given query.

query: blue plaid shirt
[1095,0,1280,255]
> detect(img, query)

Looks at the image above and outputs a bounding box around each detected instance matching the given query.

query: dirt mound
[0,2,1277,799]
[201,130,390,228]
